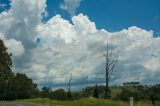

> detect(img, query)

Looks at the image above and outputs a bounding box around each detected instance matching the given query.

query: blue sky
[0,0,160,89]
[1,0,160,35]
[45,0,160,36]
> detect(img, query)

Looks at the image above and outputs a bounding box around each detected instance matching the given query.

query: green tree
[149,84,160,105]
[0,39,12,73]
[0,39,13,100]
[0,39,39,100]
[93,84,99,98]
[50,89,66,100]
[41,87,51,98]
[13,73,37,99]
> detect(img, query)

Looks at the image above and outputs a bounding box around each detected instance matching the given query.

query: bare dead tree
[67,73,72,99]
[103,42,118,99]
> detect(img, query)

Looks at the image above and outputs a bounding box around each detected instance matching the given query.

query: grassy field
[15,98,155,106]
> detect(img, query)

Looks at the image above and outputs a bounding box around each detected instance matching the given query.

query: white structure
[130,97,134,106]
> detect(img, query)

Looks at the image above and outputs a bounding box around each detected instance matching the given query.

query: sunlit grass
[15,98,128,106]
[14,97,155,106]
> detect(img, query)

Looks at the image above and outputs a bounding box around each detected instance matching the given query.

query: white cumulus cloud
[0,33,24,56]
[60,0,82,16]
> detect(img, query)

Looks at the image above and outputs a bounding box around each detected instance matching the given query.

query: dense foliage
[37,84,160,105]
[93,84,99,98]
[0,39,37,100]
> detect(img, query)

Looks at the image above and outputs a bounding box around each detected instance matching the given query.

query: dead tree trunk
[104,42,118,99]
[67,73,72,99]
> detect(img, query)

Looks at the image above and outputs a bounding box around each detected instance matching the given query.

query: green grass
[16,98,160,106]
[111,88,122,98]
[15,98,155,106]
[15,98,128,106]
[15,98,156,106]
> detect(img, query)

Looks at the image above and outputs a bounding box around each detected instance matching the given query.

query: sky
[46,0,160,36]
[0,0,160,90]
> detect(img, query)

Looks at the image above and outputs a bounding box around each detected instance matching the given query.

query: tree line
[36,84,160,105]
